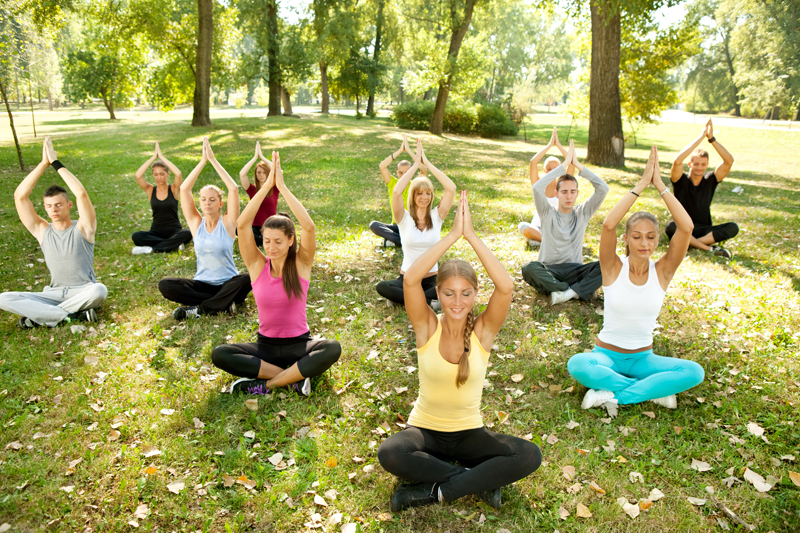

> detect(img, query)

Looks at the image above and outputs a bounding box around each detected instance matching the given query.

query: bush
[442,100,477,134]
[392,100,435,130]
[475,103,519,138]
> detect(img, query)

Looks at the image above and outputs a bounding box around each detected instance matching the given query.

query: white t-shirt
[397,208,444,274]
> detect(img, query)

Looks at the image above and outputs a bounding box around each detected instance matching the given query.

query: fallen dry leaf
[687,497,706,506]
[243,430,255,439]
[576,503,592,518]
[166,481,185,494]
[326,457,338,468]
[193,418,205,429]
[108,430,121,442]
[5,441,23,451]
[268,453,283,466]
[648,488,665,501]
[558,506,570,520]
[314,494,328,507]
[566,482,582,494]
[589,481,606,495]
[642,411,655,419]
[222,473,235,487]
[341,524,357,533]
[159,409,175,416]
[133,503,149,519]
[511,374,524,383]
[789,471,800,488]
[743,468,772,492]
[617,497,640,518]
[629,472,643,483]
[244,399,258,411]
[562,465,576,481]
[566,420,580,430]
[639,500,653,510]
[691,459,712,472]
[376,512,392,521]
[746,422,765,437]
[141,445,161,458]
[547,434,559,445]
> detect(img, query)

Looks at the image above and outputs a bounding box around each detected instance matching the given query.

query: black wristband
[51,159,65,171]
[629,190,639,197]
[708,136,716,143]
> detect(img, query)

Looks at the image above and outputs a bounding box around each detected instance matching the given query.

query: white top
[531,197,560,230]
[597,256,666,350]
[397,208,444,274]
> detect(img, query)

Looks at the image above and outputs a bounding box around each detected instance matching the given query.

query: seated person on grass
[238,141,279,248]
[131,142,192,255]
[211,152,340,397]
[369,135,426,247]
[0,138,107,328]
[518,127,574,248]
[158,137,251,320]
[521,141,609,306]
[668,118,737,258]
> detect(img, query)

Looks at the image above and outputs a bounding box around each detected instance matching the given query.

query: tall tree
[192,0,213,126]
[265,0,281,116]
[365,0,384,116]
[311,0,333,113]
[430,0,479,135]
[0,7,25,170]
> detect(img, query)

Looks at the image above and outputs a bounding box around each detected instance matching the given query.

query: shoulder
[397,210,411,227]
[245,184,256,197]
[704,171,718,182]
[431,208,443,224]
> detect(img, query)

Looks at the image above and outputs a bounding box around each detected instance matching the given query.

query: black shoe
[390,483,438,512]
[67,308,99,323]
[173,306,201,320]
[289,378,312,397]
[17,316,37,329]
[229,378,270,395]
[711,245,731,259]
[227,302,237,315]
[477,487,502,509]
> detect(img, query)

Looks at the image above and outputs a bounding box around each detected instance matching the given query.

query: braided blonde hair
[437,259,478,388]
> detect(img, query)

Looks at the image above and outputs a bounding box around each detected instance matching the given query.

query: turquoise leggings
[567,345,704,405]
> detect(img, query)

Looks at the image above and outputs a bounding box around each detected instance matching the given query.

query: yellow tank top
[407,317,490,432]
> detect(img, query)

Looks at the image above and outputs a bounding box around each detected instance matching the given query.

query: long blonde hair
[407,176,434,230]
[437,260,478,388]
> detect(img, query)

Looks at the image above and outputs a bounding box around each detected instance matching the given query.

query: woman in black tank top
[131,142,193,254]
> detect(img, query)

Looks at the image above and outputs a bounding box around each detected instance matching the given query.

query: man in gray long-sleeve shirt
[521,142,608,305]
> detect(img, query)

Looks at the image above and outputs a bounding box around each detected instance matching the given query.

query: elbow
[495,278,514,295]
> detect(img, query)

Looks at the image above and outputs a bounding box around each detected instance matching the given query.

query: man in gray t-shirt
[521,141,608,305]
[0,138,107,328]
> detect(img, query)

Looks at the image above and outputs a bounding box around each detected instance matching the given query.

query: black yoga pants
[158,274,252,314]
[376,274,438,305]
[211,332,341,379]
[521,261,602,301]
[132,228,193,252]
[665,221,739,243]
[377,425,542,502]
[369,221,402,246]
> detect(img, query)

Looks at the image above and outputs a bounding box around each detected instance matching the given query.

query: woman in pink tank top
[211,152,340,397]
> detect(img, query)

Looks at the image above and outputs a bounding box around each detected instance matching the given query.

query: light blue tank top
[193,217,238,285]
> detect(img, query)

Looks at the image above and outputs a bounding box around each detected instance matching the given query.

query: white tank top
[597,256,666,350]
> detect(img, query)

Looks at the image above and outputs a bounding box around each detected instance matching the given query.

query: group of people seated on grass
[1,119,737,511]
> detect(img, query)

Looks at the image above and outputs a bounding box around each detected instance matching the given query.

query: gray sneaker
[430,300,442,312]
[290,378,312,396]
[711,246,731,259]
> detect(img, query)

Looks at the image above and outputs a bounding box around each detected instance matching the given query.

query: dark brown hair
[624,212,659,256]
[436,259,479,388]
[263,213,303,299]
[556,174,578,192]
[151,160,169,173]
[43,185,69,200]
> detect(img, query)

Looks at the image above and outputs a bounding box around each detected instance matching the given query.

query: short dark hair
[43,185,69,200]
[151,160,169,173]
[556,174,578,192]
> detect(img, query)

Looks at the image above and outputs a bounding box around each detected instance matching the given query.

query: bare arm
[379,137,406,185]
[135,143,158,194]
[671,124,706,182]
[273,152,315,278]
[654,146,693,287]
[203,138,239,237]
[553,129,575,176]
[14,142,51,241]
[391,152,420,224]
[180,143,206,235]
[45,138,96,242]
[156,143,183,190]
[239,142,265,189]
[238,153,275,279]
[706,121,734,181]
[419,143,456,220]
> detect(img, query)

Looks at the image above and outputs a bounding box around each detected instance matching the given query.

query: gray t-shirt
[41,221,96,288]
[532,164,609,265]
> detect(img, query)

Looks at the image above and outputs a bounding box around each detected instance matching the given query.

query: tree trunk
[366,0,384,117]
[320,61,329,114]
[586,0,625,167]
[47,88,53,111]
[100,88,117,120]
[430,0,478,135]
[15,70,20,109]
[281,86,293,115]
[28,79,37,136]
[266,0,281,117]
[192,0,213,126]
[399,83,404,104]
[722,36,741,117]
[0,77,25,171]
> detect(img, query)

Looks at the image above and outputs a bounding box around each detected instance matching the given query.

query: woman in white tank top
[567,146,705,416]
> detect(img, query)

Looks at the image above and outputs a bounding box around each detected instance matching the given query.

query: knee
[321,340,342,366]
[567,353,594,379]
[683,360,705,387]
[726,223,739,239]
[211,345,232,370]
[665,222,677,239]
[158,278,171,295]
[369,220,381,232]
[375,281,390,299]
[377,439,403,473]
[517,441,542,476]
[89,283,108,303]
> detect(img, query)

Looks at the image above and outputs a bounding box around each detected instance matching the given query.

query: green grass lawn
[0,108,799,532]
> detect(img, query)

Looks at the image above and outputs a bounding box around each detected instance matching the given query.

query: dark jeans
[211,332,341,379]
[376,274,438,305]
[665,221,739,244]
[369,221,402,245]
[132,228,192,252]
[158,274,252,314]
[521,261,602,300]
[377,426,541,502]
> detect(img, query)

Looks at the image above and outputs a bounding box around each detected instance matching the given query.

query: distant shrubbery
[392,101,517,138]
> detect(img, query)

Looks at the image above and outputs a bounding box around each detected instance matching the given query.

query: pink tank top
[253,257,310,338]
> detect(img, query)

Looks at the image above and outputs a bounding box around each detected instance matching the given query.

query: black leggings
[158,275,252,314]
[377,425,541,502]
[132,228,192,252]
[376,274,438,305]
[369,221,401,245]
[665,221,739,243]
[211,332,341,379]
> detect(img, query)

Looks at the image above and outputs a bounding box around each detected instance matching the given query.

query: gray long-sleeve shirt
[532,164,609,265]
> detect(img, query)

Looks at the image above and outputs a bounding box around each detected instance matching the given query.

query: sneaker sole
[229,378,256,393]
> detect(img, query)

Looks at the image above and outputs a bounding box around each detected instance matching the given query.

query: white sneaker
[652,394,677,409]
[178,244,186,251]
[603,399,619,418]
[430,300,442,312]
[527,239,541,248]
[518,222,532,236]
[383,239,396,248]
[581,389,616,409]
[132,246,153,255]
[550,290,574,306]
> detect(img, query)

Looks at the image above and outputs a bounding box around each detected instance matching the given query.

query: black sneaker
[67,308,99,323]
[390,482,439,512]
[173,306,202,320]
[289,378,312,397]
[477,487,502,509]
[227,303,237,315]
[711,245,731,259]
[230,378,270,395]
[18,316,37,329]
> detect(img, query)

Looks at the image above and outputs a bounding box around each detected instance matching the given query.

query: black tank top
[150,186,182,236]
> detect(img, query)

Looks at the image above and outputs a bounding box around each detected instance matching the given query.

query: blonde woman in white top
[567,146,704,416]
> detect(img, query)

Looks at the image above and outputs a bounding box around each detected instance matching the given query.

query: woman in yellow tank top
[377,190,542,512]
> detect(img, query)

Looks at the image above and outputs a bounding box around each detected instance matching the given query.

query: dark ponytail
[263,213,303,299]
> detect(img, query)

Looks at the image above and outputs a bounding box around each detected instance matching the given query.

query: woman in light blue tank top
[158,137,252,319]
[567,146,704,416]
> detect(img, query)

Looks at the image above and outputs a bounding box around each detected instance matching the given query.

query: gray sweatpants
[0,283,107,327]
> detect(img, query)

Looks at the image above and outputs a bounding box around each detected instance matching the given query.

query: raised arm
[239,142,266,189]
[391,146,420,223]
[553,129,575,176]
[238,153,275,277]
[567,141,609,214]
[156,143,183,190]
[529,128,555,186]
[180,142,206,235]
[14,141,51,241]
[273,152,316,278]
[462,192,513,350]
[419,142,456,220]
[654,146,693,286]
[706,120,734,181]
[45,138,96,242]
[671,122,707,182]
[135,143,158,193]
[204,138,239,237]
[379,136,406,185]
